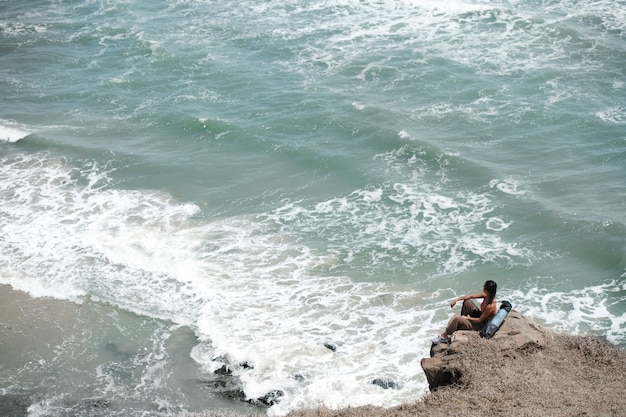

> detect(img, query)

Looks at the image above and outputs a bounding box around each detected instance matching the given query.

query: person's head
[483,280,497,302]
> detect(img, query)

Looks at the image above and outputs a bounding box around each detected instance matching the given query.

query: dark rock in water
[253,389,284,406]
[83,398,111,409]
[293,373,305,382]
[372,377,398,390]
[323,342,337,352]
[69,398,111,415]
[198,356,283,408]
[199,372,284,407]
[214,364,233,375]
[198,377,247,402]
[221,388,247,403]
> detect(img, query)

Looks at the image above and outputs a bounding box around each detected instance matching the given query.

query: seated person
[432,280,497,344]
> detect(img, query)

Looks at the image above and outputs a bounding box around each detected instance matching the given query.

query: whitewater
[1,0,625,416]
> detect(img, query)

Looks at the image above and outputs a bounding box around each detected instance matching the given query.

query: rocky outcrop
[421,309,548,391]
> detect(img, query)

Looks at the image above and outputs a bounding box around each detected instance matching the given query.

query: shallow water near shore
[1,0,625,415]
[0,285,255,416]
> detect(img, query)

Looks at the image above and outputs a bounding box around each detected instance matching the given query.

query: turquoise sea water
[1,0,625,415]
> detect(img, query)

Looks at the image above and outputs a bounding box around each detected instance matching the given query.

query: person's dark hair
[483,280,497,303]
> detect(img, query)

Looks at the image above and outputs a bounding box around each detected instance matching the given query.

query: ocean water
[1,0,625,415]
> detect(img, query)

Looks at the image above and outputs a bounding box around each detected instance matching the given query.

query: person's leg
[445,315,474,336]
[432,299,482,344]
[462,300,484,330]
[461,299,480,317]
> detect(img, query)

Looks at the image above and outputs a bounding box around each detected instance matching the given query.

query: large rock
[421,309,548,391]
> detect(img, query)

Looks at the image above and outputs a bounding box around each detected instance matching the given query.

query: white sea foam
[489,178,527,196]
[508,279,626,345]
[158,0,604,89]
[0,122,32,143]
[0,149,538,414]
[285,0,603,78]
[596,106,626,125]
[398,130,411,139]
[2,0,625,414]
[0,21,47,36]
[1,149,624,415]
[0,152,406,409]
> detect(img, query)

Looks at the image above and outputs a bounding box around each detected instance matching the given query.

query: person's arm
[449,291,487,308]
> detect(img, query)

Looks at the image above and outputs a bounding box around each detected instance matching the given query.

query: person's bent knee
[446,316,473,335]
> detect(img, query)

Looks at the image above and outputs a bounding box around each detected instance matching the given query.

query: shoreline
[3,284,625,417]
[0,284,256,417]
[284,318,626,417]
[186,314,626,417]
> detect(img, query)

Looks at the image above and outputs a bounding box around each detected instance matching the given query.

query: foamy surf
[1,149,623,415]
[0,122,31,143]
[1,0,625,415]
[0,152,441,414]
